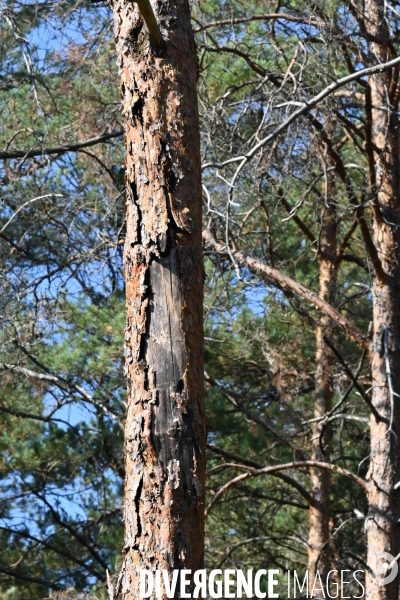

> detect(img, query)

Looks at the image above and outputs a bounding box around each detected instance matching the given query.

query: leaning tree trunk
[364,1,400,599]
[109,1,205,597]
[308,135,337,591]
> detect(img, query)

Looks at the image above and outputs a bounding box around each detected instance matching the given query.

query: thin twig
[323,337,380,421]
[203,230,370,351]
[205,460,368,516]
[0,130,124,160]
[202,54,400,171]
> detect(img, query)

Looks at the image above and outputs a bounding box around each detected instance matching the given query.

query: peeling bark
[364,1,400,598]
[109,1,205,597]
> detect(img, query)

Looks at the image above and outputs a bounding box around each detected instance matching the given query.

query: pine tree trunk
[364,1,400,598]
[308,141,337,589]
[109,1,205,597]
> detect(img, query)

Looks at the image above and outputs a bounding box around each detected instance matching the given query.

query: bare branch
[0,563,63,590]
[0,361,123,429]
[0,129,124,160]
[205,460,368,516]
[135,0,163,49]
[323,337,380,421]
[205,372,308,459]
[203,230,370,351]
[194,13,323,33]
[207,443,317,507]
[202,54,400,170]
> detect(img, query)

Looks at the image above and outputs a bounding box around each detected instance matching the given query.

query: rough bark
[364,1,400,598]
[109,1,205,598]
[308,142,337,589]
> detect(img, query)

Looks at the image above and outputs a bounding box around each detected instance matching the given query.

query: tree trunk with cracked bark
[109,1,205,597]
[364,1,400,598]
[308,139,337,591]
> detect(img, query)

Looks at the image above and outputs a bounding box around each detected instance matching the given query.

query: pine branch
[135,0,164,49]
[0,129,124,160]
[202,53,400,170]
[0,360,123,428]
[193,13,323,33]
[207,443,317,507]
[205,460,368,516]
[203,230,370,351]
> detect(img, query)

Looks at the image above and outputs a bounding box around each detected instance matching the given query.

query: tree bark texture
[364,1,400,598]
[109,1,205,597]
[308,139,337,590]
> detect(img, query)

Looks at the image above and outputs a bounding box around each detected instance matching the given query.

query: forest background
[1,0,399,598]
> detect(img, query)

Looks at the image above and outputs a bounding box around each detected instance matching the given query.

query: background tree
[0,2,126,595]
[198,2,400,599]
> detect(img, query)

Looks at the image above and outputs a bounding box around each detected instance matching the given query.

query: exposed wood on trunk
[109,0,205,597]
[364,1,400,599]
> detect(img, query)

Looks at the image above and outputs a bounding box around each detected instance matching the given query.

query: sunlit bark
[109,1,205,597]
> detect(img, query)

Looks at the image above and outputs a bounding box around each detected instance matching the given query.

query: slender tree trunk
[308,140,337,590]
[109,2,205,597]
[364,1,400,598]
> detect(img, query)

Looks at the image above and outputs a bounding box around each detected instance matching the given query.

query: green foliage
[0,0,383,595]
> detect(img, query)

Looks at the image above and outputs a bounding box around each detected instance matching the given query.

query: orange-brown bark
[364,1,400,599]
[109,1,205,597]
[308,153,337,588]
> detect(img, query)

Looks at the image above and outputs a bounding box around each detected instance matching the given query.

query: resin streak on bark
[365,1,400,599]
[109,0,205,597]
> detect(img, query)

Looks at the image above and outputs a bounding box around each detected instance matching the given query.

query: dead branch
[203,229,370,351]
